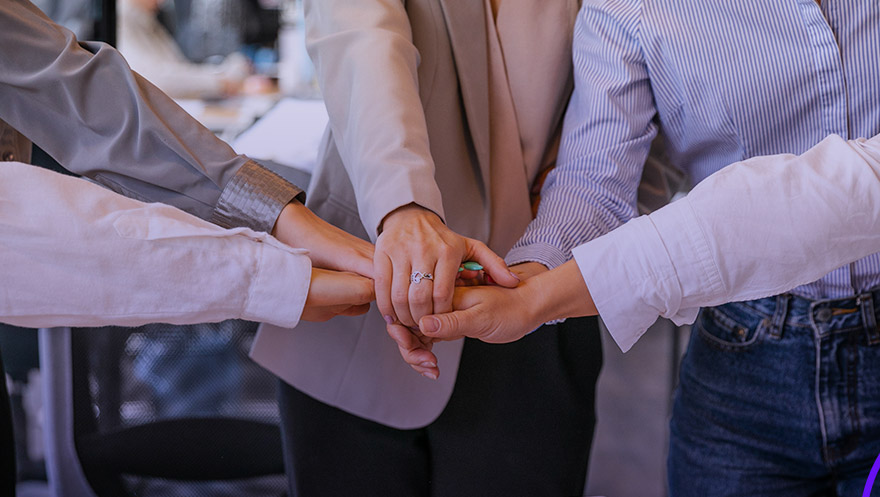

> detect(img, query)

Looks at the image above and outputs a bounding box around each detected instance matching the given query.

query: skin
[373,203,520,330]
[302,268,376,322]
[389,259,599,378]
[272,200,377,321]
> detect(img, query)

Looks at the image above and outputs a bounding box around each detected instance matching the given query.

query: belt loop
[767,294,791,339]
[858,292,880,345]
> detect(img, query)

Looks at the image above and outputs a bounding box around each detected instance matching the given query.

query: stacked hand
[273,200,377,321]
[270,200,598,376]
[389,260,599,378]
[375,204,520,379]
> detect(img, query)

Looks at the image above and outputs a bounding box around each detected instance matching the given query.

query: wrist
[378,203,442,234]
[271,200,307,244]
[522,260,597,324]
[518,277,556,330]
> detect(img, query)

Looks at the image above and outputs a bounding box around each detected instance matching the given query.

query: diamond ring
[411,271,434,284]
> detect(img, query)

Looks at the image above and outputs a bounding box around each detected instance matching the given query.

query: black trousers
[279,317,602,497]
[0,350,16,497]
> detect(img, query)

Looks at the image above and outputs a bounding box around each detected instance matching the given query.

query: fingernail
[462,261,483,271]
[421,371,438,380]
[419,361,437,368]
[384,315,394,325]
[509,270,520,281]
[422,316,441,333]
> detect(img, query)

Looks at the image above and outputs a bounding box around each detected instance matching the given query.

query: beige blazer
[251,0,579,429]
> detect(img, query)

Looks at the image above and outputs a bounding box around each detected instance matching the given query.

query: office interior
[2,0,696,495]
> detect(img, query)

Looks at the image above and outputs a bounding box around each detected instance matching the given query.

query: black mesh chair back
[41,321,286,497]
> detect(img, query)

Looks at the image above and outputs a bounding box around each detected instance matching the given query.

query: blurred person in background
[118,0,251,97]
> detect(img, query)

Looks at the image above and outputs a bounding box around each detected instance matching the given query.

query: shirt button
[815,308,832,323]
[1,152,14,161]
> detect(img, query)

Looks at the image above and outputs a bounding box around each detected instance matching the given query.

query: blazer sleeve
[304,0,445,238]
[0,0,302,232]
[0,162,312,329]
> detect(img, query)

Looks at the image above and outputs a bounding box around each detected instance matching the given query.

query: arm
[0,0,298,231]
[0,162,374,328]
[574,132,880,350]
[505,0,656,271]
[0,0,374,277]
[305,0,515,328]
[411,133,880,365]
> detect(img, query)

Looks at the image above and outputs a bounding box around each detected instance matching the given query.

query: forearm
[522,260,597,326]
[0,162,311,329]
[0,0,302,230]
[506,0,655,269]
[575,133,880,352]
[304,0,443,237]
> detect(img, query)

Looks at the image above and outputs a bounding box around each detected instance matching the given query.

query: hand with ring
[374,203,520,331]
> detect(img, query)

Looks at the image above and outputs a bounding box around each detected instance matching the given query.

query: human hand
[301,268,375,322]
[401,261,598,377]
[456,261,549,287]
[273,201,374,278]
[385,260,528,379]
[509,261,549,281]
[385,322,439,380]
[384,283,532,379]
[374,204,519,328]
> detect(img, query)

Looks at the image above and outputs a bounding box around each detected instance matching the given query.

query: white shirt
[0,161,311,329]
[573,133,880,352]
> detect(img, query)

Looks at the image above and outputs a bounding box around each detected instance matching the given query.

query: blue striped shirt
[507,0,880,299]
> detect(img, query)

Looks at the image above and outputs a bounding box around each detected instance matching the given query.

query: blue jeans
[669,291,880,496]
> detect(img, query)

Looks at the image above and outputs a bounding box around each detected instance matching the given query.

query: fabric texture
[0,0,301,228]
[574,133,880,351]
[669,295,880,496]
[510,0,880,301]
[0,161,311,329]
[251,0,583,429]
[279,318,600,497]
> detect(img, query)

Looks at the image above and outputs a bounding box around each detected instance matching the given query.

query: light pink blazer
[251,0,579,429]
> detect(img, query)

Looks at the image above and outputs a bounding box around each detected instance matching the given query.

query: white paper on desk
[232,98,329,173]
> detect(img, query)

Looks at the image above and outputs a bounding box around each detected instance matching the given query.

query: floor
[585,319,690,497]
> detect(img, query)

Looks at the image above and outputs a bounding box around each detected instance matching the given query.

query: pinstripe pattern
[508,0,880,299]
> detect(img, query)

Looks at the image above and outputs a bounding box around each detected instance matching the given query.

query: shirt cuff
[241,238,312,328]
[211,160,305,232]
[571,215,679,352]
[505,242,571,269]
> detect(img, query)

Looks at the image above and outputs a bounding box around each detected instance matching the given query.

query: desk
[176,96,328,177]
[175,94,281,144]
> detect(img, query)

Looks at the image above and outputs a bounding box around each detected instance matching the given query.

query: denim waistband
[734,288,880,343]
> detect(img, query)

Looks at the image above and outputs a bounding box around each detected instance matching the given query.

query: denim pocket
[696,304,765,351]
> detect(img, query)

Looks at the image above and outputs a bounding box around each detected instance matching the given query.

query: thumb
[466,240,520,288]
[419,308,482,341]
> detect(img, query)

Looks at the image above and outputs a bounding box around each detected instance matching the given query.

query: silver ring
[411,271,434,284]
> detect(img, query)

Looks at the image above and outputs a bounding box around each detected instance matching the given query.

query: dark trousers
[0,351,16,496]
[279,317,602,497]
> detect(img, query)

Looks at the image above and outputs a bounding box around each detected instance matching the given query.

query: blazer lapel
[437,0,492,196]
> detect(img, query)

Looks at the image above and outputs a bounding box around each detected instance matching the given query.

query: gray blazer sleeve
[0,0,303,231]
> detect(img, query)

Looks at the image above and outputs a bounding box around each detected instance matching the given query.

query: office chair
[40,321,287,497]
